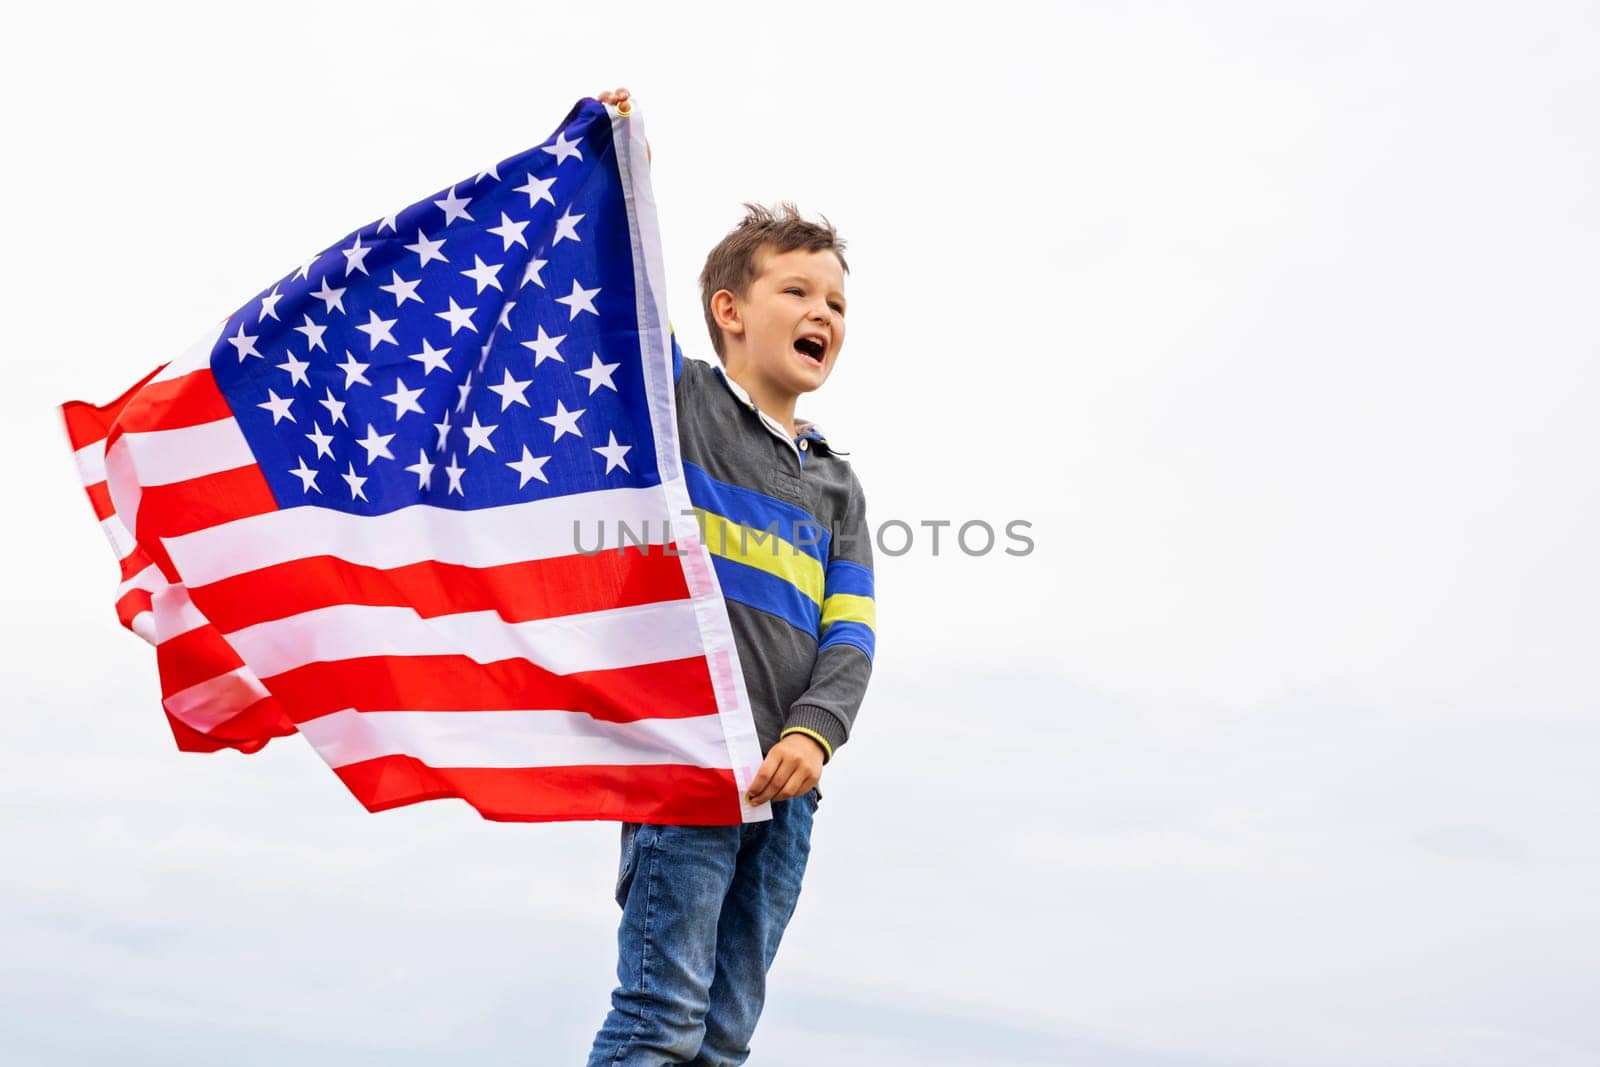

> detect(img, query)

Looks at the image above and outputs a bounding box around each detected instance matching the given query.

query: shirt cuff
[782,704,848,764]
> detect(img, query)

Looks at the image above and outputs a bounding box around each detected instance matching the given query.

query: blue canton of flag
[213,100,658,515]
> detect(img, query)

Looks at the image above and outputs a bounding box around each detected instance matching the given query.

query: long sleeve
[781,471,875,763]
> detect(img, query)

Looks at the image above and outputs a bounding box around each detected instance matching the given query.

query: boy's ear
[710,289,744,340]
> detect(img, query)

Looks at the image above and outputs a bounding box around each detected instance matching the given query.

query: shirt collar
[710,362,844,454]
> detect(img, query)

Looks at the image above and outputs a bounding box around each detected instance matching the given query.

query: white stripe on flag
[101,516,137,561]
[164,667,270,732]
[152,585,210,643]
[74,441,107,486]
[130,612,156,643]
[298,708,732,770]
[117,563,168,599]
[103,434,143,540]
[116,418,256,487]
[231,598,707,679]
[165,484,681,586]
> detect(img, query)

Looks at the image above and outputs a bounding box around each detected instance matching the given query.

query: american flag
[61,98,771,826]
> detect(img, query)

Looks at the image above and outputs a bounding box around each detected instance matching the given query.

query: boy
[587,88,876,1066]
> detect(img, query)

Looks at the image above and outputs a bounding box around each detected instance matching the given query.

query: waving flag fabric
[61,99,772,825]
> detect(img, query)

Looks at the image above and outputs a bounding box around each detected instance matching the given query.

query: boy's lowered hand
[746,734,824,806]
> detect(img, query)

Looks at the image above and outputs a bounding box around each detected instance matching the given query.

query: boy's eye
[830,302,845,315]
[784,287,804,296]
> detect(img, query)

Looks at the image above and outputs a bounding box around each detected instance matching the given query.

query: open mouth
[794,337,826,363]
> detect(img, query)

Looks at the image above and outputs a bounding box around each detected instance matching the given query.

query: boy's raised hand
[595,86,650,162]
[745,733,824,806]
[596,86,631,112]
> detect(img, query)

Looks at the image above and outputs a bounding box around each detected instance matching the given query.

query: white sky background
[3,1,1598,1064]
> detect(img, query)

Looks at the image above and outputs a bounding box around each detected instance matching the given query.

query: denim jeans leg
[691,790,819,1067]
[588,820,743,1066]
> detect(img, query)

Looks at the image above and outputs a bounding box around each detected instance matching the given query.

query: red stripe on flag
[333,755,744,824]
[265,653,718,724]
[60,363,167,448]
[111,370,235,434]
[163,700,291,754]
[116,588,153,629]
[120,549,157,585]
[136,464,279,540]
[107,367,232,452]
[165,710,258,753]
[156,624,247,698]
[86,481,115,521]
[188,547,691,631]
[199,696,296,748]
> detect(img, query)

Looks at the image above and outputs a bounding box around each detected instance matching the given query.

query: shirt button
[798,439,809,450]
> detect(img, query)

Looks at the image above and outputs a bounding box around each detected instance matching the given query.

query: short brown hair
[698,202,849,361]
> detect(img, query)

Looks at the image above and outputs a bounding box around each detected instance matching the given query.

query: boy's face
[723,245,847,400]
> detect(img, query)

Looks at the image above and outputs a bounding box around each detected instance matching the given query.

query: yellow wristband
[781,727,834,762]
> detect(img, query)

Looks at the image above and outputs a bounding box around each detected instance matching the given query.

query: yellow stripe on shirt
[821,592,876,634]
[693,506,825,607]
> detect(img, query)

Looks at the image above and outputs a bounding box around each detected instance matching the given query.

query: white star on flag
[515,172,556,207]
[552,208,584,245]
[487,369,533,411]
[407,229,448,267]
[462,412,498,454]
[444,452,466,495]
[341,462,368,500]
[542,129,583,164]
[380,271,424,306]
[594,430,632,473]
[409,339,452,375]
[521,325,565,365]
[541,399,586,442]
[355,311,399,349]
[434,186,474,225]
[258,390,296,425]
[318,388,348,425]
[436,297,478,335]
[312,277,347,313]
[555,279,600,320]
[575,353,621,394]
[404,449,435,489]
[259,286,283,322]
[506,446,552,487]
[277,351,311,388]
[343,235,373,277]
[487,212,530,251]
[306,422,336,459]
[462,255,505,294]
[295,314,328,353]
[383,381,427,420]
[337,352,372,389]
[228,324,261,361]
[356,424,396,464]
[289,457,321,493]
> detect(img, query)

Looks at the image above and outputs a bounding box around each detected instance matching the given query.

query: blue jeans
[587,789,820,1066]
